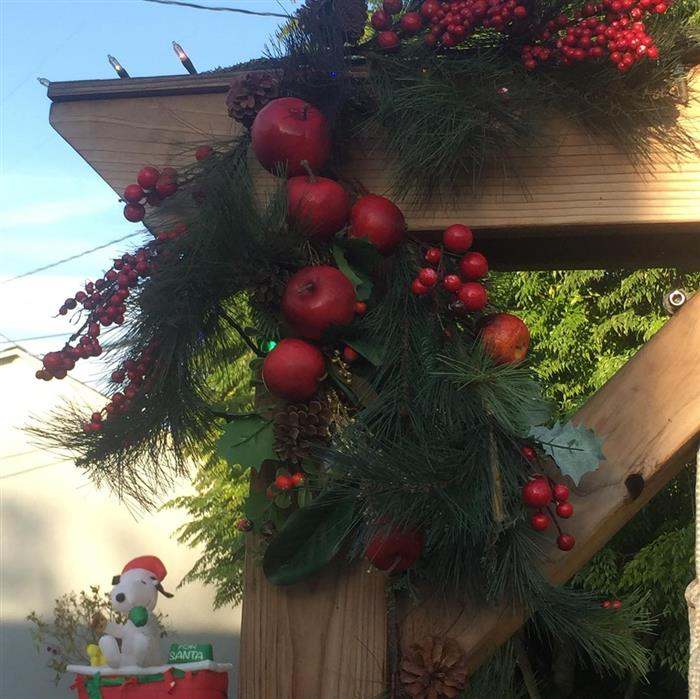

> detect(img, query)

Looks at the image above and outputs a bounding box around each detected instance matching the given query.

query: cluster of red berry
[522,0,668,72]
[122,165,180,223]
[411,224,489,314]
[521,457,575,551]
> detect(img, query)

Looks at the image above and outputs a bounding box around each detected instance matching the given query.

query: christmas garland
[33,0,699,694]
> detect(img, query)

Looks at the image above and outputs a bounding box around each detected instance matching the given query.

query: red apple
[287,174,350,240]
[282,265,357,340]
[251,98,331,177]
[377,30,401,51]
[262,338,325,401]
[366,527,423,572]
[479,313,530,365]
[349,194,406,254]
[400,11,424,34]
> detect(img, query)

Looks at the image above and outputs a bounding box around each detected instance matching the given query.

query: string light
[107,55,130,79]
[172,42,197,75]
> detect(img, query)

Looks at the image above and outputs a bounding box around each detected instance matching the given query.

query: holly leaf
[332,243,373,300]
[343,336,384,366]
[263,490,357,586]
[215,415,274,473]
[529,421,605,486]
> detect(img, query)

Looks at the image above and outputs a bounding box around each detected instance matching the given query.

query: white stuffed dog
[99,555,173,669]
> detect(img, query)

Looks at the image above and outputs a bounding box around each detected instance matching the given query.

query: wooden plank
[238,463,387,699]
[48,70,700,268]
[399,291,700,672]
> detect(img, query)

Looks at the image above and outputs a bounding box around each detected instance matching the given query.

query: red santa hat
[122,555,168,582]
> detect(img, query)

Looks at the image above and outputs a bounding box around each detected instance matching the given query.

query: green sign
[168,643,213,664]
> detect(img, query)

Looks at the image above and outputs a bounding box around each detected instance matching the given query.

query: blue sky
[0,0,290,377]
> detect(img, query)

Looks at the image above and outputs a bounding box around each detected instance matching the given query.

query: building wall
[0,348,240,698]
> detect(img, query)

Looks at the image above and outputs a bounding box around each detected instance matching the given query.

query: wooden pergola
[47,68,700,698]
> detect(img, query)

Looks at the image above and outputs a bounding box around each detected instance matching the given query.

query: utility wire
[0,231,142,285]
[143,0,292,18]
[0,458,71,481]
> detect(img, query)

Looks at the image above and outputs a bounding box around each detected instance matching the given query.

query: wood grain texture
[399,292,700,670]
[48,70,700,268]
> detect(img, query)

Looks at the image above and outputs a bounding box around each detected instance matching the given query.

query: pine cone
[400,637,468,699]
[273,397,334,462]
[226,71,280,128]
[250,266,292,310]
[297,0,369,42]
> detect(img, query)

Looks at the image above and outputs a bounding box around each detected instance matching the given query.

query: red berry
[155,176,178,198]
[602,600,612,608]
[275,474,293,491]
[123,184,144,204]
[443,274,462,293]
[612,599,622,609]
[400,11,424,34]
[530,512,550,531]
[425,247,442,265]
[557,533,575,551]
[553,483,570,503]
[443,224,473,253]
[421,0,441,18]
[371,9,391,29]
[377,30,401,50]
[124,203,145,223]
[457,282,488,311]
[195,145,213,161]
[291,472,305,487]
[418,267,439,287]
[91,412,103,423]
[521,445,537,462]
[522,477,553,508]
[355,301,367,316]
[459,251,489,280]
[514,5,527,18]
[411,278,430,295]
[137,166,160,190]
[383,0,402,14]
[343,346,360,363]
[43,351,63,371]
[556,502,574,518]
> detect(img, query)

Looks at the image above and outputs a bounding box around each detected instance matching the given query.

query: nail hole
[625,474,645,500]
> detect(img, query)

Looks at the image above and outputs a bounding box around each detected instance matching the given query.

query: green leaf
[275,493,292,509]
[244,490,270,522]
[529,421,605,485]
[343,336,384,366]
[332,243,373,300]
[335,236,383,276]
[263,490,357,586]
[215,415,274,473]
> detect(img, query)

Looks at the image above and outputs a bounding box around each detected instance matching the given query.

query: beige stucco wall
[0,347,240,697]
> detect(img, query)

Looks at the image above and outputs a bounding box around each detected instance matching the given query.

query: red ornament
[556,502,574,518]
[343,345,360,363]
[262,338,326,402]
[418,267,439,287]
[383,0,403,14]
[287,172,350,240]
[377,30,401,50]
[411,278,430,295]
[479,313,530,365]
[553,483,570,503]
[557,533,576,551]
[530,512,550,531]
[275,474,294,490]
[457,282,488,311]
[282,265,356,340]
[443,224,473,253]
[349,194,406,254]
[366,526,423,572]
[425,247,442,265]
[355,301,367,316]
[521,445,537,462]
[522,477,553,508]
[137,166,160,190]
[371,9,391,29]
[400,12,424,34]
[195,145,213,161]
[443,274,461,293]
[123,203,145,223]
[459,251,489,280]
[123,184,144,204]
[251,97,331,177]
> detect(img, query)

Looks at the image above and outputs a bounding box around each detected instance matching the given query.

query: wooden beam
[399,292,700,672]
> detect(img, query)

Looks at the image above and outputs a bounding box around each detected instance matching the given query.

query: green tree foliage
[493,268,700,691]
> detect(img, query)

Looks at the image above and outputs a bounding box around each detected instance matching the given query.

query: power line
[0,231,143,285]
[143,0,291,18]
[0,459,71,481]
[0,332,72,343]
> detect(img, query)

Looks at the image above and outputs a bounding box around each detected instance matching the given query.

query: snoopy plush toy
[99,555,173,669]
